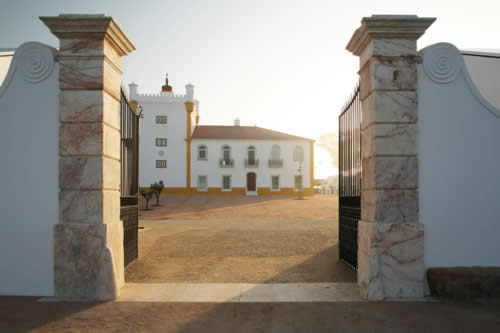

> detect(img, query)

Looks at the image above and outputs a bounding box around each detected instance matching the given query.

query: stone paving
[117,282,362,302]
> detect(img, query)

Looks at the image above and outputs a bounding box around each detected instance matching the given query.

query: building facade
[129,76,199,190]
[129,77,314,195]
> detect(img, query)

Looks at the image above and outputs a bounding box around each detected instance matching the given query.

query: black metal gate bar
[120,88,139,197]
[338,82,361,271]
[120,196,138,267]
[120,88,139,268]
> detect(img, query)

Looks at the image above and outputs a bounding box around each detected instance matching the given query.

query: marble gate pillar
[40,14,135,300]
[346,15,435,299]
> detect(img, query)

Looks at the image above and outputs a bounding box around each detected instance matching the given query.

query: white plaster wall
[191,139,311,191]
[0,42,58,296]
[130,84,200,188]
[131,82,200,188]
[418,43,500,269]
[463,53,500,109]
[136,98,187,187]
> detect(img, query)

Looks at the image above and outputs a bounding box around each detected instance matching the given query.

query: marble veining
[59,190,103,224]
[59,122,103,156]
[358,221,424,299]
[54,223,122,300]
[59,58,103,90]
[363,156,417,190]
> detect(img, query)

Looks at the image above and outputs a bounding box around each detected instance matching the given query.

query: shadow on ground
[2,297,500,332]
[125,216,354,284]
[126,244,356,283]
[4,194,500,332]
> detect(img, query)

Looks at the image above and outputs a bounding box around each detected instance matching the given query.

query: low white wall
[463,52,500,109]
[0,42,58,296]
[418,43,500,269]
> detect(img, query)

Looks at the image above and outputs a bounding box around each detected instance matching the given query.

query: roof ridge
[192,125,314,142]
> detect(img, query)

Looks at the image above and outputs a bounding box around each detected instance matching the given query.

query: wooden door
[247,172,256,191]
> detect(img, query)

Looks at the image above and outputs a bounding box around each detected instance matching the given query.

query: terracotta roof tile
[191,126,314,142]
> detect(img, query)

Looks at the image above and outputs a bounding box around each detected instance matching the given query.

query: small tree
[297,161,304,200]
[151,180,165,206]
[140,188,154,210]
[157,180,164,205]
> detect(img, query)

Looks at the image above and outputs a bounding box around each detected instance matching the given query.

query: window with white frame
[222,145,231,162]
[294,175,303,190]
[198,175,208,191]
[156,160,167,168]
[271,145,280,160]
[156,138,167,147]
[198,145,207,160]
[156,115,168,124]
[247,146,256,164]
[271,175,280,190]
[293,145,304,161]
[222,175,231,190]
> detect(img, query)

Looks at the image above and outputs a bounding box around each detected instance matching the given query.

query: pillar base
[357,220,424,300]
[54,221,124,300]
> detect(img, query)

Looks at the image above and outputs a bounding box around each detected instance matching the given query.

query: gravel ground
[138,194,338,220]
[125,218,356,283]
[127,195,354,283]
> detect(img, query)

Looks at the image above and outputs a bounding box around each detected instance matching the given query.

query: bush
[150,180,165,206]
[140,188,154,210]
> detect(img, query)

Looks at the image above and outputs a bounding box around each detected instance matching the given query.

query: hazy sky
[1,0,499,177]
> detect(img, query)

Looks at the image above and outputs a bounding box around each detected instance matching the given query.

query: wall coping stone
[346,15,436,56]
[40,14,135,56]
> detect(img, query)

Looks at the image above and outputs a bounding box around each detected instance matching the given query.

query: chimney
[161,73,173,94]
[234,118,240,126]
[128,82,138,98]
[186,83,194,101]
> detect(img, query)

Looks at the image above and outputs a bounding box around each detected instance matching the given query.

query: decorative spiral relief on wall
[423,43,462,84]
[15,42,55,83]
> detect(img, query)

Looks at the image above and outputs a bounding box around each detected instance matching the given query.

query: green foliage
[150,180,165,206]
[140,188,154,210]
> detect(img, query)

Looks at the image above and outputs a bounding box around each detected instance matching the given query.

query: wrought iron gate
[120,88,139,267]
[338,83,361,271]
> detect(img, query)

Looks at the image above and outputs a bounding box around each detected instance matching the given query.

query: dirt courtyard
[126,194,355,283]
[138,193,338,220]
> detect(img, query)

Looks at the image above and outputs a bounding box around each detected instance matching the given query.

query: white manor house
[128,76,314,196]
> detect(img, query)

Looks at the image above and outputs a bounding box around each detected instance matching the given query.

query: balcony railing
[219,158,234,167]
[244,158,259,168]
[268,159,283,168]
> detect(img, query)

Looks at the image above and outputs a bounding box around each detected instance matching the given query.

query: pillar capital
[347,15,435,57]
[40,14,135,56]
